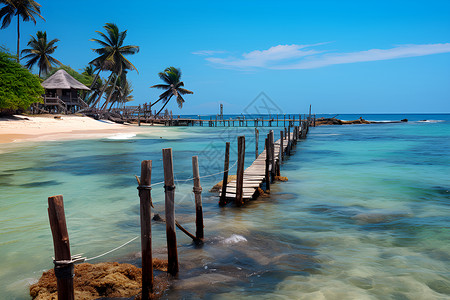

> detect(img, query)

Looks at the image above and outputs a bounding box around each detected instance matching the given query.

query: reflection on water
[0,115,449,299]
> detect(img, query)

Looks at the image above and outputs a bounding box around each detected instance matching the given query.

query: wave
[416,120,445,123]
[106,133,137,140]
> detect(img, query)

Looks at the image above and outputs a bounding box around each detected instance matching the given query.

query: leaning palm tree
[0,0,44,62]
[21,30,61,77]
[150,67,193,117]
[89,23,139,110]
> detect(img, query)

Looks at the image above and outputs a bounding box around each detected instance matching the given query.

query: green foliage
[45,65,94,87]
[0,47,44,112]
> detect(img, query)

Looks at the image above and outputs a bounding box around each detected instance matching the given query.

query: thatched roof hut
[42,69,90,90]
[40,70,90,113]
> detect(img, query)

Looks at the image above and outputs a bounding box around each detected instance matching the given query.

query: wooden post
[192,156,204,240]
[255,128,259,159]
[138,105,141,126]
[48,195,74,300]
[265,137,270,192]
[287,126,291,155]
[219,142,230,206]
[269,130,275,180]
[139,160,153,298]
[162,148,179,276]
[280,130,284,161]
[235,136,245,206]
[284,114,286,127]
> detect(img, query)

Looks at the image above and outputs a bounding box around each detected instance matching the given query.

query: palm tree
[150,67,193,117]
[0,0,44,62]
[21,30,61,77]
[105,73,134,110]
[89,23,139,110]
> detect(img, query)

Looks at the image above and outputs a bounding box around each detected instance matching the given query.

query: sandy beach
[0,114,140,144]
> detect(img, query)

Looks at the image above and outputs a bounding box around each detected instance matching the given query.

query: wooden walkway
[219,125,306,202]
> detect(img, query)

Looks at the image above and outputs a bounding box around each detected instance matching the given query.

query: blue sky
[1,0,449,114]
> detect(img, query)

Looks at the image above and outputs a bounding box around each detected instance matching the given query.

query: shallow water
[0,114,449,299]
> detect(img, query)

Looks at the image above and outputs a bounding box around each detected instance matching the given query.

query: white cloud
[197,43,450,70]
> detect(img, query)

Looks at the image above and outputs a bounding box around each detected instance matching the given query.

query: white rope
[143,159,238,188]
[85,236,139,262]
[84,160,239,262]
[176,159,238,184]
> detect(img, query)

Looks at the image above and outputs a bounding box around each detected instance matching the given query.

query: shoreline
[0,114,144,144]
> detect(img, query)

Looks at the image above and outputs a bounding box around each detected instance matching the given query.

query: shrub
[0,47,44,114]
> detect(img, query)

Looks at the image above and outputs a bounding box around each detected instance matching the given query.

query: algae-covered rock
[30,260,169,299]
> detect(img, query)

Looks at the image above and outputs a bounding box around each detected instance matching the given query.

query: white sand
[0,115,142,144]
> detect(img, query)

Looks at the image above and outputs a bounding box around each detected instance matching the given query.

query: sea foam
[221,234,247,244]
[106,133,137,140]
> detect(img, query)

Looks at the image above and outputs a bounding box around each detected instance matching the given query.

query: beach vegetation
[0,0,44,62]
[150,66,193,116]
[21,30,61,77]
[0,47,43,114]
[88,23,139,110]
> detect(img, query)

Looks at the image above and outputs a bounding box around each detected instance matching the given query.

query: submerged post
[162,148,179,276]
[139,160,153,298]
[236,136,245,206]
[255,128,259,159]
[48,195,74,300]
[265,137,270,192]
[192,156,204,241]
[287,126,291,155]
[219,142,230,206]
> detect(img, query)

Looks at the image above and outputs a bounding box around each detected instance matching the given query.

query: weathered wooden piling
[162,148,179,276]
[265,137,270,192]
[280,130,284,161]
[235,136,246,206]
[269,130,275,180]
[192,156,204,241]
[138,105,141,126]
[287,126,291,155]
[139,160,153,298]
[255,128,259,159]
[48,195,74,300]
[219,142,230,206]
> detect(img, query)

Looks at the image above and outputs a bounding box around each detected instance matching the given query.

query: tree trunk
[16,15,20,62]
[89,69,102,89]
[150,97,163,108]
[83,69,102,100]
[102,73,119,111]
[90,73,112,108]
[155,95,173,117]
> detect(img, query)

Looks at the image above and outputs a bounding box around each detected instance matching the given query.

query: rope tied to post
[137,185,152,191]
[193,186,203,194]
[53,260,74,279]
[53,254,85,279]
[164,185,176,192]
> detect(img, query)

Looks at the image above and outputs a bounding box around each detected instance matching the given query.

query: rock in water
[30,260,169,299]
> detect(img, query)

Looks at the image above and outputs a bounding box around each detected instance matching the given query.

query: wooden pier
[82,103,316,128]
[219,121,309,205]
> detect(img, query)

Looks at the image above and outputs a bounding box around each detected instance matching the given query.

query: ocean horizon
[0,113,449,299]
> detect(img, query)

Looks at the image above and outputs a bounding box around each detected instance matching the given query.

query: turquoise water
[0,115,449,299]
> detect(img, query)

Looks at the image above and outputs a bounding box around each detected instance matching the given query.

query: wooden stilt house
[40,69,90,113]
